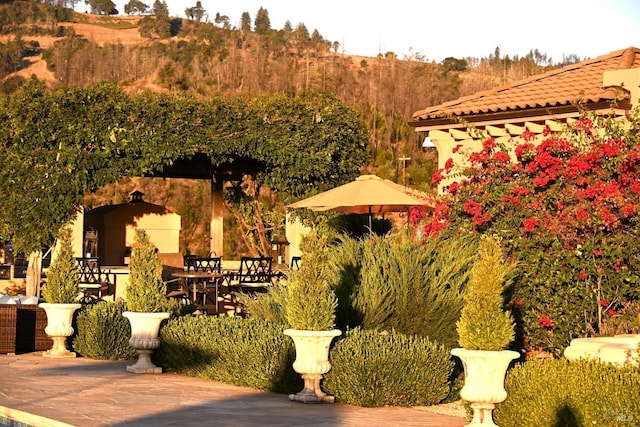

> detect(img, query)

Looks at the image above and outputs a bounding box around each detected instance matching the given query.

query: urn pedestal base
[288,373,335,403]
[43,336,76,358]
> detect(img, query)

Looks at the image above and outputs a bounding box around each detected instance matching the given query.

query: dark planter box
[0,304,50,354]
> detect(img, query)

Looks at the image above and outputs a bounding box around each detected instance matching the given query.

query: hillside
[0,5,565,257]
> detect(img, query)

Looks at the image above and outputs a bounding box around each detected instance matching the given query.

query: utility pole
[398,156,411,187]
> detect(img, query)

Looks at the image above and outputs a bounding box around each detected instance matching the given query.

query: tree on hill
[124,0,148,15]
[85,0,116,15]
[185,1,205,23]
[254,7,271,35]
[240,11,251,33]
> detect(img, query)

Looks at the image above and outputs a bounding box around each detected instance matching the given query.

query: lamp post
[398,156,411,187]
[270,235,290,266]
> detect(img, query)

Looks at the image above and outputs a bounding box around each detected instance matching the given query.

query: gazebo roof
[410,46,640,129]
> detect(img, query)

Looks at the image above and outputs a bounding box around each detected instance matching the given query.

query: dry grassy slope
[1,15,151,89]
[1,14,374,91]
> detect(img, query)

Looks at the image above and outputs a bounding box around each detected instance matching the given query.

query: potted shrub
[39,226,82,358]
[450,236,520,427]
[283,231,341,403]
[122,229,171,374]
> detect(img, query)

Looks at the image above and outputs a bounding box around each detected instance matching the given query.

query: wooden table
[170,271,223,310]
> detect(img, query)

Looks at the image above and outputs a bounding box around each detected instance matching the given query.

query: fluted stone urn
[123,311,170,374]
[284,328,341,403]
[451,348,519,426]
[39,303,81,358]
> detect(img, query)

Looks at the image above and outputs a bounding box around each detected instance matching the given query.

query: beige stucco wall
[86,201,181,266]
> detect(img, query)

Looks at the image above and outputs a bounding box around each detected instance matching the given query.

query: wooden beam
[449,128,470,140]
[545,119,563,131]
[486,125,508,137]
[525,121,545,133]
[506,123,525,135]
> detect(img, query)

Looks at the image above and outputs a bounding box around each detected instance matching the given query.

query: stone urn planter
[123,311,170,373]
[39,303,81,358]
[451,348,519,426]
[284,328,341,403]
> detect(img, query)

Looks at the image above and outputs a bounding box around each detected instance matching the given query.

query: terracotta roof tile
[412,47,640,121]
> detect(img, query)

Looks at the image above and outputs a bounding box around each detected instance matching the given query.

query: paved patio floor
[0,353,466,426]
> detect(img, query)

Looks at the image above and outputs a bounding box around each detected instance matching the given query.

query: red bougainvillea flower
[579,270,588,281]
[575,117,594,132]
[622,204,636,218]
[446,181,460,195]
[513,186,530,196]
[483,138,496,151]
[607,309,618,316]
[492,151,511,163]
[464,199,483,216]
[599,299,610,307]
[452,144,463,153]
[513,299,523,307]
[521,130,536,141]
[431,169,444,185]
[576,209,590,222]
[613,258,623,273]
[593,249,603,257]
[538,315,553,328]
[523,217,538,232]
[445,158,454,172]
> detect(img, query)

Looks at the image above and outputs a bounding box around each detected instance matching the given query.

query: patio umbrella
[287,175,432,230]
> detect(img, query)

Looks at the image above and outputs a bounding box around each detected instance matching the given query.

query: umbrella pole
[368,206,372,233]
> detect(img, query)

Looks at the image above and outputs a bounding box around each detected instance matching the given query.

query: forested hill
[0,1,580,188]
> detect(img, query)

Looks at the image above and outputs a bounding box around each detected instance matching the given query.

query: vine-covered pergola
[0,78,368,296]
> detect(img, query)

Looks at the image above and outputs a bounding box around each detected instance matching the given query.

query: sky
[101,0,639,63]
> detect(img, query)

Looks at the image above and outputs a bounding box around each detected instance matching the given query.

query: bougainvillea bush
[420,110,640,355]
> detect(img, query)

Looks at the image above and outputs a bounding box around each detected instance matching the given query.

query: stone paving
[0,353,466,427]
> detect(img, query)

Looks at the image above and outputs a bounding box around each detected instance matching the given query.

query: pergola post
[210,177,224,257]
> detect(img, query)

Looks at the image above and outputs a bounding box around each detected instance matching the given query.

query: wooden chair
[290,256,301,270]
[76,257,111,303]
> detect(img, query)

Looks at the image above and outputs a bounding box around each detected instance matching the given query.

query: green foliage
[495,359,640,427]
[41,226,80,304]
[0,81,367,263]
[241,281,288,325]
[72,302,137,360]
[283,231,338,330]
[457,237,515,351]
[328,233,476,349]
[324,328,454,407]
[155,316,301,393]
[0,79,125,256]
[125,229,171,313]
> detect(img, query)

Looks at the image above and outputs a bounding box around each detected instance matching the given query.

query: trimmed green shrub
[323,328,454,407]
[41,226,80,303]
[495,359,640,427]
[155,316,301,393]
[243,231,338,330]
[126,228,171,313]
[457,236,515,350]
[72,302,136,360]
[283,231,337,330]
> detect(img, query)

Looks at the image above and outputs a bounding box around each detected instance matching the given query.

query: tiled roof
[412,47,640,122]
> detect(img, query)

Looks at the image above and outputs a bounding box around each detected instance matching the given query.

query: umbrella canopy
[287,175,432,228]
